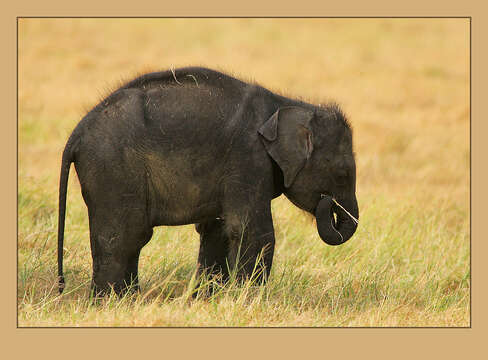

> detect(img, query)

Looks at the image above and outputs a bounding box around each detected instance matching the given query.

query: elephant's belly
[146,168,222,226]
[150,200,221,226]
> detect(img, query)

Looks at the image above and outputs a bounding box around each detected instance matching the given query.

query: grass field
[18,18,470,327]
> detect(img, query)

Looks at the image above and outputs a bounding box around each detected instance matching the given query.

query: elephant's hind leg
[124,247,145,292]
[88,207,152,297]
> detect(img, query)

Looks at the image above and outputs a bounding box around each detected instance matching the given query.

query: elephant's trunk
[315,194,359,246]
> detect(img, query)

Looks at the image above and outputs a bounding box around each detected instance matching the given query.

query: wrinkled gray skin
[57,67,359,296]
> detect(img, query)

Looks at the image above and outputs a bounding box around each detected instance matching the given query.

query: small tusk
[321,194,359,224]
[332,198,359,224]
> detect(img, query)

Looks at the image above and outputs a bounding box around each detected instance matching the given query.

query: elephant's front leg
[194,218,230,297]
[224,203,275,285]
[195,218,230,282]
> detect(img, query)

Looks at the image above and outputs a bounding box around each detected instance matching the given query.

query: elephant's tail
[57,137,77,294]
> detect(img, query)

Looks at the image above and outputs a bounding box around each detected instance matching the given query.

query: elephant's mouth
[315,194,359,246]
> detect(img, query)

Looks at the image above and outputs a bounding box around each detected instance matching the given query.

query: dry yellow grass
[18,18,469,327]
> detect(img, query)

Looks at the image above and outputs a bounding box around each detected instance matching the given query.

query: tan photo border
[4,0,485,358]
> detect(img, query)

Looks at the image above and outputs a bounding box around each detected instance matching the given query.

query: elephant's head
[258,105,359,246]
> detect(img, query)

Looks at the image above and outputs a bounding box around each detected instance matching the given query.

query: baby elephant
[57,67,359,296]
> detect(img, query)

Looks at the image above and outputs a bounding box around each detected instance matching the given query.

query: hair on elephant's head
[258,104,359,246]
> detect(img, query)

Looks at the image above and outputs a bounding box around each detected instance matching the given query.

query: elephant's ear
[258,107,314,188]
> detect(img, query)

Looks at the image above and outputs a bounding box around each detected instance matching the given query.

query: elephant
[57,67,359,296]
